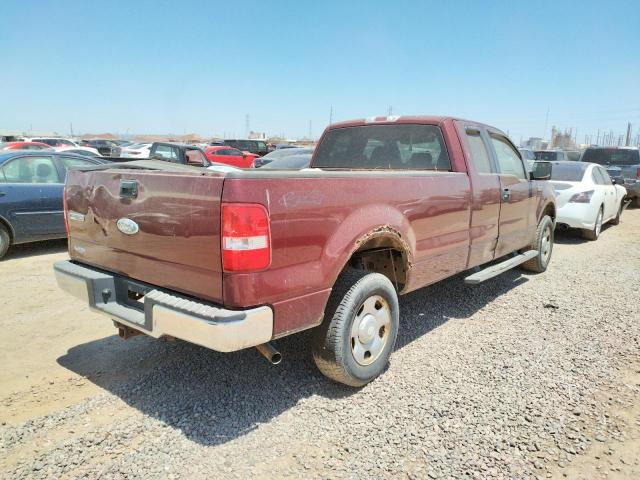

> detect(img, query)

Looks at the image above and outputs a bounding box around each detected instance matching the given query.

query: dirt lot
[1,210,639,479]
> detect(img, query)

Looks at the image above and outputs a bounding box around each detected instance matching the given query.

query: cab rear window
[313,124,450,170]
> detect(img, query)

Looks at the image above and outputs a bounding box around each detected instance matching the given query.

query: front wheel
[521,215,554,273]
[582,207,603,241]
[312,269,399,387]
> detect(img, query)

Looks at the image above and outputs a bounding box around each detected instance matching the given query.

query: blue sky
[2,0,639,143]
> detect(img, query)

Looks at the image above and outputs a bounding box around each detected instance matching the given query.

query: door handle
[0,191,6,197]
[502,188,511,202]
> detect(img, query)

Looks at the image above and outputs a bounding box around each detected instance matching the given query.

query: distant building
[521,137,547,150]
[549,126,577,150]
[248,131,266,140]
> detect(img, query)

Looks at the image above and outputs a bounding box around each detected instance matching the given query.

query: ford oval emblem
[116,218,139,235]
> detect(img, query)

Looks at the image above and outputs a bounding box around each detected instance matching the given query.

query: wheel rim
[540,225,552,264]
[595,210,603,236]
[350,295,391,366]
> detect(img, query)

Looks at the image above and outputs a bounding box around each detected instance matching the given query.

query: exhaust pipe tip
[256,343,282,365]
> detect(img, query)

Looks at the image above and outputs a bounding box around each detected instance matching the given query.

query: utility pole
[308,120,312,139]
[245,114,250,138]
[387,105,393,116]
[542,106,550,139]
[596,129,601,145]
[625,122,632,146]
[70,122,74,137]
[329,106,333,125]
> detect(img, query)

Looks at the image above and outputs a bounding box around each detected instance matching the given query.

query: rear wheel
[312,269,399,387]
[582,207,603,241]
[0,224,10,259]
[521,215,554,273]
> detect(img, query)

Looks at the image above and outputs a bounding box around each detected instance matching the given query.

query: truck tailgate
[65,167,224,303]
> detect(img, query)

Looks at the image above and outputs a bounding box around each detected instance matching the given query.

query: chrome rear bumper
[53,260,273,352]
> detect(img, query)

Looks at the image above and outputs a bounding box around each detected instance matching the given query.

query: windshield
[582,148,640,166]
[549,162,588,181]
[262,147,313,159]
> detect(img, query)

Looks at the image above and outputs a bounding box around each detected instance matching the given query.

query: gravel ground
[1,209,639,479]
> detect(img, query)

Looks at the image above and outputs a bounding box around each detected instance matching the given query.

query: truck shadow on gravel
[57,269,528,447]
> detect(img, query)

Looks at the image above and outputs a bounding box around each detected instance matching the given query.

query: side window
[591,168,605,185]
[60,156,94,168]
[465,129,493,173]
[599,168,612,185]
[227,149,243,156]
[0,156,60,184]
[490,135,526,180]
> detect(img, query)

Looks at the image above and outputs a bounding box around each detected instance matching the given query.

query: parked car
[0,142,54,151]
[261,153,312,169]
[80,139,121,157]
[549,161,627,240]
[0,151,105,258]
[204,146,258,168]
[253,147,314,168]
[113,140,134,147]
[120,143,152,159]
[222,139,269,157]
[30,138,79,149]
[534,150,569,161]
[56,146,102,157]
[55,115,555,387]
[580,147,640,207]
[565,150,582,162]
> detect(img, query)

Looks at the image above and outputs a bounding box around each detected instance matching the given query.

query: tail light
[62,185,70,235]
[221,203,271,272]
[569,190,594,203]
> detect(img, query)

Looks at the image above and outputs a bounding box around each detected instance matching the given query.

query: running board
[464,250,538,285]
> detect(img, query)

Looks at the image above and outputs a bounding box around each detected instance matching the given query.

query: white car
[121,143,152,158]
[56,146,101,157]
[550,161,627,240]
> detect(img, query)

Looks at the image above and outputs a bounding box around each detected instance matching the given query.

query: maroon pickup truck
[54,116,555,386]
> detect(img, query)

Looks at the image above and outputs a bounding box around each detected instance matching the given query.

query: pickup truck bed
[56,116,556,386]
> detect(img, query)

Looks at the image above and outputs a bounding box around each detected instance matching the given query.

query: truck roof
[327,115,498,132]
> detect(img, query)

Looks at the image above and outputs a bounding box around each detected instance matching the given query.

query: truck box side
[221,170,471,337]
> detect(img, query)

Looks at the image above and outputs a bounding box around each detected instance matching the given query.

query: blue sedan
[0,151,104,258]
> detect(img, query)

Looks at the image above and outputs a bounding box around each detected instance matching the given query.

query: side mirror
[530,161,552,180]
[611,178,617,185]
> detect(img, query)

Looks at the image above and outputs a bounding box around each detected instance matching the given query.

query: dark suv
[581,147,640,207]
[222,139,269,157]
[81,139,121,157]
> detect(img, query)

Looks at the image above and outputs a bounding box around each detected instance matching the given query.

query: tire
[312,269,399,387]
[0,224,10,260]
[582,206,603,241]
[521,215,554,273]
[610,201,622,225]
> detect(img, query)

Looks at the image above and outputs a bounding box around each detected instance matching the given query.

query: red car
[0,141,54,151]
[204,146,258,168]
